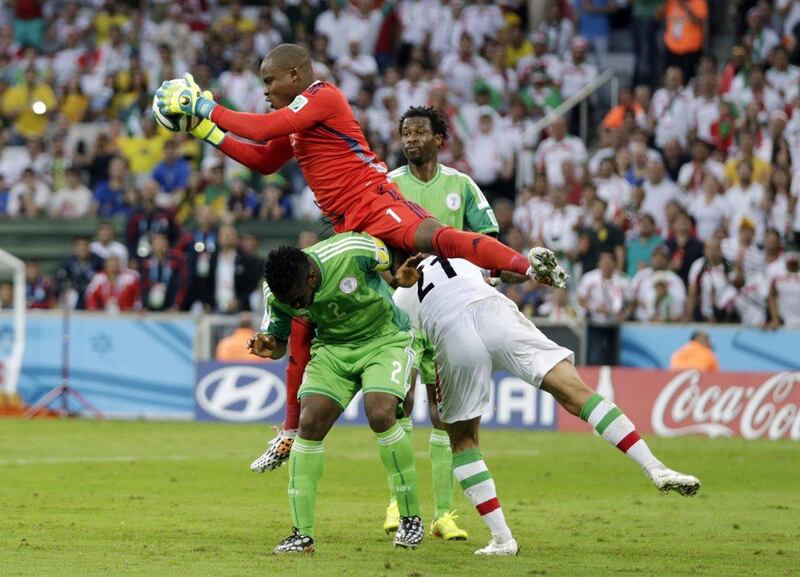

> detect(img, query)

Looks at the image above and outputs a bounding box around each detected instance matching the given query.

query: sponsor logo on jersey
[339,276,358,294]
[289,94,309,113]
[446,192,461,211]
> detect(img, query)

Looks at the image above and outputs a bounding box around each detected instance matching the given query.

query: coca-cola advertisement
[561,367,800,441]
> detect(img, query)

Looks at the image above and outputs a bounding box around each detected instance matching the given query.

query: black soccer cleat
[394,515,424,549]
[273,528,315,554]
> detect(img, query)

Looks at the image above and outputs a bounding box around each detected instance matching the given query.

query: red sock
[284,317,313,430]
[431,227,529,276]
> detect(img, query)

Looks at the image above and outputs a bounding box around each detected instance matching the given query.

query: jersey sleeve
[260,285,292,341]
[463,176,499,234]
[210,83,341,142]
[218,135,294,174]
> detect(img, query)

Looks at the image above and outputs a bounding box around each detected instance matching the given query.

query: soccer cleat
[475,537,519,556]
[430,510,468,541]
[393,516,424,549]
[645,463,701,496]
[250,428,296,473]
[273,528,315,554]
[383,499,400,533]
[527,247,568,289]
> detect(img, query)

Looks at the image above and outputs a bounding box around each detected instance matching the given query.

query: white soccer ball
[152,93,197,132]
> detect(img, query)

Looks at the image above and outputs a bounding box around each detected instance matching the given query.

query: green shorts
[299,330,421,410]
[417,332,436,386]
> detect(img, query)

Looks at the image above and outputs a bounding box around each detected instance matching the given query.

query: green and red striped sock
[452,448,512,544]
[580,393,659,468]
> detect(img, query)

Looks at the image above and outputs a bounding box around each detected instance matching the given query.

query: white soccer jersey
[773,272,800,327]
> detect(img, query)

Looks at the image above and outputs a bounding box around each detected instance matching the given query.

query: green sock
[429,429,454,519]
[386,416,414,502]
[376,422,420,518]
[288,437,324,538]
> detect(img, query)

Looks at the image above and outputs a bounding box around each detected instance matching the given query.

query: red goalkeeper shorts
[336,182,431,253]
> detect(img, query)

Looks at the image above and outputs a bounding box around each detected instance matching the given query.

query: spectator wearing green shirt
[626,212,664,276]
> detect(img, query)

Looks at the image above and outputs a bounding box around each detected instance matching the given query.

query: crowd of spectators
[1,0,799,328]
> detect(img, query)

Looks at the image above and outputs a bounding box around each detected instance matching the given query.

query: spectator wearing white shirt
[718,264,769,326]
[559,36,599,101]
[746,6,781,63]
[577,251,629,324]
[461,0,504,50]
[688,172,731,242]
[218,54,267,114]
[465,108,514,199]
[765,46,800,101]
[721,217,765,276]
[7,168,52,217]
[735,65,784,126]
[767,252,800,328]
[348,0,388,56]
[50,167,92,219]
[764,229,788,280]
[254,11,284,57]
[439,34,489,105]
[650,67,693,148]
[90,221,129,268]
[628,245,687,322]
[594,157,632,222]
[777,0,800,41]
[725,160,767,242]
[690,74,721,143]
[641,157,685,235]
[335,39,378,103]
[315,0,351,60]
[540,187,582,260]
[535,116,588,188]
[538,0,574,58]
[678,138,725,196]
[686,238,732,321]
[394,62,430,116]
[756,111,793,166]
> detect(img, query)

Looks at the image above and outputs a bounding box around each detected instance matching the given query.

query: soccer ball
[152,93,198,132]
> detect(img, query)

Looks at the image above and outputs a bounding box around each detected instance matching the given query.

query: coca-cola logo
[651,371,800,441]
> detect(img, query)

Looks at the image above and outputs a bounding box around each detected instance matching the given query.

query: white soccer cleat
[645,463,701,496]
[475,537,519,556]
[250,428,296,473]
[527,247,568,289]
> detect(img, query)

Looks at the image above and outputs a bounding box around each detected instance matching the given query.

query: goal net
[0,249,25,408]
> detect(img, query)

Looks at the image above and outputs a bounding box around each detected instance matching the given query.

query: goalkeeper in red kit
[156,43,563,469]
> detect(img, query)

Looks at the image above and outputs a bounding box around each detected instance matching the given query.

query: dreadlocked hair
[263,245,309,297]
[398,106,449,141]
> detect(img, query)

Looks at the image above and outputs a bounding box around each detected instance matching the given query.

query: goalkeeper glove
[190,92,226,147]
[156,73,217,119]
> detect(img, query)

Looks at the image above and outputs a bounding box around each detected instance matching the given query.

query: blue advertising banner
[195,361,558,430]
[621,325,800,371]
[0,313,195,417]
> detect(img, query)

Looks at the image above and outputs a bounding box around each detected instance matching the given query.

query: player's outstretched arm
[218,135,295,175]
[247,332,287,360]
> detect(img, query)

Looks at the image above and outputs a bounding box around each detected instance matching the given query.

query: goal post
[0,248,26,401]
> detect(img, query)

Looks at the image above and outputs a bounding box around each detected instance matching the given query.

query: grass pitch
[0,420,797,577]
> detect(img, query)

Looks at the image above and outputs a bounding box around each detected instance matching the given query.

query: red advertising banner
[560,367,800,441]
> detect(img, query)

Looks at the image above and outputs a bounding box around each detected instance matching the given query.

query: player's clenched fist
[247,332,277,358]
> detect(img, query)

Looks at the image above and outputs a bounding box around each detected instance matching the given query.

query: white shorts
[431,295,574,424]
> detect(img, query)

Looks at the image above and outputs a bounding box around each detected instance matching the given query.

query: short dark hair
[398,106,449,141]
[264,245,309,297]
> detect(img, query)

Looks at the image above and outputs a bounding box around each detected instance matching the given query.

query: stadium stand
[0,0,798,330]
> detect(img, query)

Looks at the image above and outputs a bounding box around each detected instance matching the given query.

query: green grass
[0,420,797,577]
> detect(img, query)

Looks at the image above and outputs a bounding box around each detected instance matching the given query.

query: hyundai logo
[196,366,286,422]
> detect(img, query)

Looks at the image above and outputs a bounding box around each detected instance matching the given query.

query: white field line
[0,448,539,467]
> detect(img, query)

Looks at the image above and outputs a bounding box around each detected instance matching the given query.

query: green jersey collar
[406,163,442,188]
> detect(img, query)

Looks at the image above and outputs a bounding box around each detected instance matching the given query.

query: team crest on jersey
[289,94,309,113]
[339,276,358,294]
[446,192,461,211]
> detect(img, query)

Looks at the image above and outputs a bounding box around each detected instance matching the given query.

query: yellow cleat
[431,510,469,541]
[383,499,400,533]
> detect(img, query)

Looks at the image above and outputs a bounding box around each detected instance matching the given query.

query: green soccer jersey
[261,232,410,345]
[388,163,499,234]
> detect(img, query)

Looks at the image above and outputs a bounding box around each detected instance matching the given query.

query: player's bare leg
[540,361,701,496]
[445,417,519,556]
[274,394,341,554]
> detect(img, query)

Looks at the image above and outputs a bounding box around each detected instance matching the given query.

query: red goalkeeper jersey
[211,81,389,220]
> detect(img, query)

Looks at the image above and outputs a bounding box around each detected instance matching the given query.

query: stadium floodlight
[0,249,25,404]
